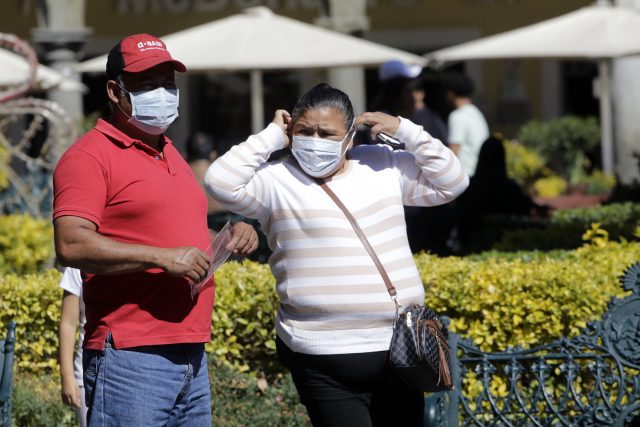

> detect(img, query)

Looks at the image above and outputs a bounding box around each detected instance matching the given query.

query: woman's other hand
[357,112,401,139]
[272,109,292,147]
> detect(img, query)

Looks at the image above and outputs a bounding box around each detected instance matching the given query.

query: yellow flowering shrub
[0,269,63,373]
[0,214,54,274]
[208,259,278,373]
[417,236,640,353]
[503,140,547,188]
[532,175,568,198]
[2,237,638,376]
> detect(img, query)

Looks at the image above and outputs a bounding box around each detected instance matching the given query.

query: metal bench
[0,321,16,427]
[425,262,640,426]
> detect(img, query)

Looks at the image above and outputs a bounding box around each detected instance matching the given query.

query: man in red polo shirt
[53,33,258,426]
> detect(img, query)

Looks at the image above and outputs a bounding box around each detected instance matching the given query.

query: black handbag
[317,180,454,393]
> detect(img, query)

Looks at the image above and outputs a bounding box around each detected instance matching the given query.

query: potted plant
[516,116,615,209]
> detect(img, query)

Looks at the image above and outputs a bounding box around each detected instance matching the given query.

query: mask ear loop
[342,118,357,158]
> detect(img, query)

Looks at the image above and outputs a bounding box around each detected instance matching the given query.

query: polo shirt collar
[95,118,173,153]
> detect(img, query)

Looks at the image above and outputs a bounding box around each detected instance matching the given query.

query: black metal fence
[426,262,640,427]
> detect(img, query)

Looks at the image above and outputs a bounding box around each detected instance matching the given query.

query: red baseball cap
[106,33,186,79]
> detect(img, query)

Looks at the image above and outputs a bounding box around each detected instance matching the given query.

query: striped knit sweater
[204,117,468,355]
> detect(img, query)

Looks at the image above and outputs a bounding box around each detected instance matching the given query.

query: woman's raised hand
[356,112,401,139]
[272,109,292,147]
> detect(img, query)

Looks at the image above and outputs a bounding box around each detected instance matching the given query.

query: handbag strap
[316,180,398,300]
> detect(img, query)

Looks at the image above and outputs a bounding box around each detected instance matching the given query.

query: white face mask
[118,84,180,135]
[291,123,355,178]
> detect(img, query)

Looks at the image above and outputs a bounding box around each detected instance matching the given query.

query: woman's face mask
[291,119,355,178]
[118,84,180,135]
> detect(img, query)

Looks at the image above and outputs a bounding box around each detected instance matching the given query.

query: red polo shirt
[53,119,214,350]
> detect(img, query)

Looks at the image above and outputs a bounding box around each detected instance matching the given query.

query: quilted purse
[317,180,454,393]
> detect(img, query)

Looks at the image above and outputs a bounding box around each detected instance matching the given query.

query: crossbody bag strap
[316,180,398,300]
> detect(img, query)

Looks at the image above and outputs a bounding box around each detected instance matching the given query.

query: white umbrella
[425,1,640,174]
[0,47,86,92]
[78,6,426,132]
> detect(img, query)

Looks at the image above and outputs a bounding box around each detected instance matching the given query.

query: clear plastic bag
[190,221,234,298]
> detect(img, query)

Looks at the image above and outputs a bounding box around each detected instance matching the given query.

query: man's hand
[228,222,259,255]
[61,374,81,408]
[272,109,292,147]
[158,246,210,283]
[357,112,401,139]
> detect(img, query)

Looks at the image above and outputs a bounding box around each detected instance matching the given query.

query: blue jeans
[83,335,211,426]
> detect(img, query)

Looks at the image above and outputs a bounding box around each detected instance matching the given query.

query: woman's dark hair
[291,83,355,131]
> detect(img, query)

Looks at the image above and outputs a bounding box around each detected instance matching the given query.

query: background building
[3,0,624,173]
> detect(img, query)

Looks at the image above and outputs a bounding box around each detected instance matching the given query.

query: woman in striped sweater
[204,83,468,427]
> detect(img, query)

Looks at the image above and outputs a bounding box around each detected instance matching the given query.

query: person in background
[59,267,87,427]
[185,131,228,229]
[455,135,548,253]
[445,72,489,178]
[53,33,258,425]
[205,83,468,426]
[370,59,448,143]
[371,60,453,255]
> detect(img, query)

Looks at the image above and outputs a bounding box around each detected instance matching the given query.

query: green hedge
[3,223,639,425]
[2,232,639,376]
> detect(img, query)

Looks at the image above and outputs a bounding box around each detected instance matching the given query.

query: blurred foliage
[0,144,9,190]
[518,116,600,185]
[578,170,617,196]
[495,202,640,251]
[532,175,568,198]
[503,140,547,189]
[0,214,54,274]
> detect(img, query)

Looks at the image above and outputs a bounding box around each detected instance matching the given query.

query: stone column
[316,0,369,114]
[32,0,91,125]
[613,0,640,184]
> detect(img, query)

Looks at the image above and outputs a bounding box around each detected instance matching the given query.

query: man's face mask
[117,84,179,135]
[291,120,355,178]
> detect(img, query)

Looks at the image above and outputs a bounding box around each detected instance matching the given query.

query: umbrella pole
[251,69,264,134]
[598,59,614,175]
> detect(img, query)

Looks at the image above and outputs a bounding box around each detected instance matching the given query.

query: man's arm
[54,215,210,282]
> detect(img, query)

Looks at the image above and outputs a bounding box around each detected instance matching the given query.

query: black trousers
[276,337,424,427]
